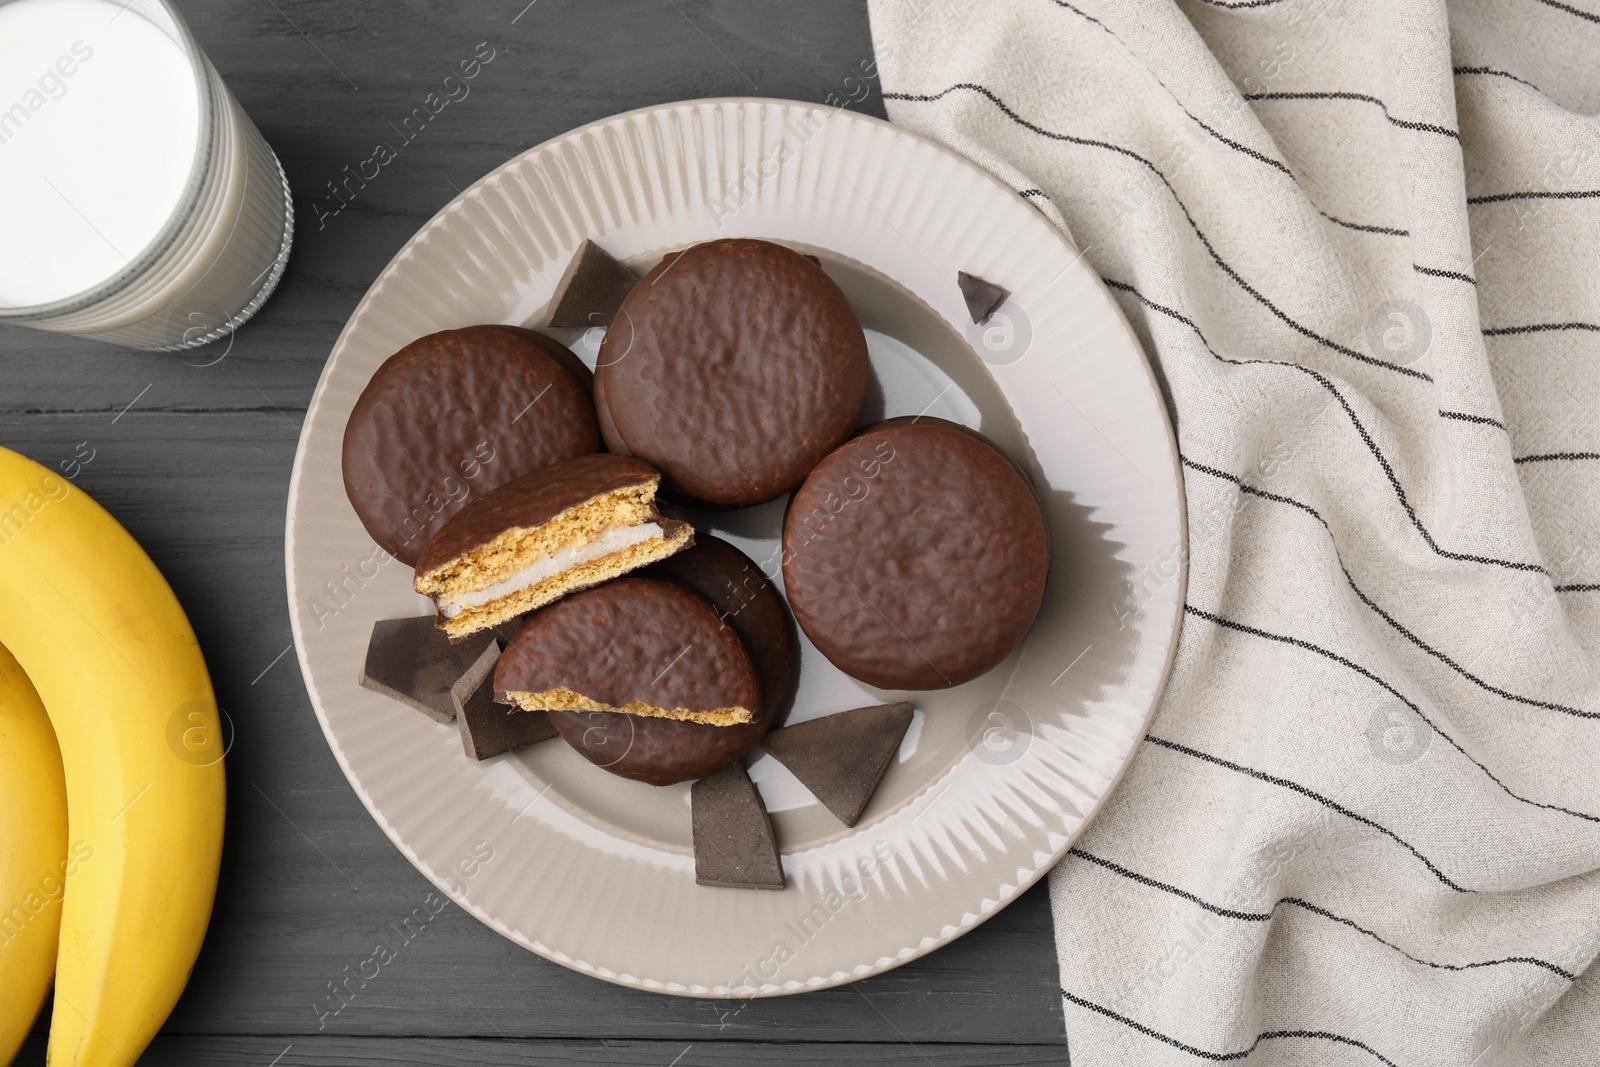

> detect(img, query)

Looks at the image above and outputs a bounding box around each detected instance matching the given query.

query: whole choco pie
[596,239,869,508]
[782,417,1049,690]
[550,535,796,785]
[342,326,600,565]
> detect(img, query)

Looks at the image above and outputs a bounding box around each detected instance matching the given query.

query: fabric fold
[868,0,1600,1062]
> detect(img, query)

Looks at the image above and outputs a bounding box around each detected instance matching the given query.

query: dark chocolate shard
[358,616,497,723]
[548,240,639,328]
[455,642,558,759]
[957,270,1009,325]
[691,763,784,890]
[762,702,914,826]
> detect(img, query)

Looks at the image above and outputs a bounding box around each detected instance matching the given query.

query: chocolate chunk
[783,417,1048,690]
[341,326,600,565]
[597,239,869,507]
[357,616,497,723]
[691,762,784,890]
[414,454,694,638]
[454,642,558,759]
[502,577,759,728]
[957,270,1009,324]
[548,240,640,328]
[763,703,914,826]
[553,536,794,786]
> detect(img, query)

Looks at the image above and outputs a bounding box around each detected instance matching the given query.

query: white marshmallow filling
[437,523,665,618]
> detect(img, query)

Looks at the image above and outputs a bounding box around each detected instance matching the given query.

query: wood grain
[15,1035,1071,1067]
[0,1,1069,1062]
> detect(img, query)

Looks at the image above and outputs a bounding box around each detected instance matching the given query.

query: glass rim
[0,0,217,321]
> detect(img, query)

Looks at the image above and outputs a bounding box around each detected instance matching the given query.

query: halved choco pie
[414,454,691,637]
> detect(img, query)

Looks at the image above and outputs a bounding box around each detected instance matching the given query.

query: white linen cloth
[867,1,1600,1062]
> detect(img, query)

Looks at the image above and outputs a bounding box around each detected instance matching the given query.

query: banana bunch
[0,642,66,1065]
[0,447,225,1067]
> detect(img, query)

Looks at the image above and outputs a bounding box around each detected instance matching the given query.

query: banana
[0,641,67,1066]
[0,447,225,1067]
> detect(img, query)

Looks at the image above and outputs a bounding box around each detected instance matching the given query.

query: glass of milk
[0,0,292,350]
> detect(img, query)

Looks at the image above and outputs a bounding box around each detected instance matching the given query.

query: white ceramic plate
[285,98,1185,996]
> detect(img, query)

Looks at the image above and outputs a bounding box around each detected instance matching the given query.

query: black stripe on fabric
[1184,454,1600,735]
[1188,0,1296,8]
[1171,565,1600,810]
[1185,114,1294,176]
[1068,847,1579,979]
[1414,264,1477,285]
[1533,0,1600,26]
[1556,583,1600,592]
[1483,322,1600,336]
[1181,454,1324,524]
[1147,726,1473,891]
[1516,452,1600,463]
[1439,409,1508,431]
[1322,214,1409,237]
[1018,188,1050,201]
[1184,460,1600,735]
[1038,0,1425,240]
[1070,848,1272,920]
[1243,90,1461,140]
[1045,0,1305,180]
[1182,456,1600,729]
[1061,991,1401,1066]
[1391,116,1461,138]
[1336,567,1600,721]
[1103,277,1545,574]
[1468,189,1600,205]
[882,83,1433,381]
[1453,65,1542,91]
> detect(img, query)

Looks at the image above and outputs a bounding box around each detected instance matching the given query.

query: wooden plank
[13,1035,1068,1066]
[1,414,1066,1044]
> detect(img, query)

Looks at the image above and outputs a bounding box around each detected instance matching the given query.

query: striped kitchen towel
[868,0,1600,1063]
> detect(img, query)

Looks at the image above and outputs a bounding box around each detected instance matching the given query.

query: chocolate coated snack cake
[782,417,1048,690]
[595,239,869,507]
[549,535,795,785]
[414,454,691,638]
[342,326,600,565]
[495,577,759,727]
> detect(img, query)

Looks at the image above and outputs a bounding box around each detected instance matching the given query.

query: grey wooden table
[4,2,1068,1063]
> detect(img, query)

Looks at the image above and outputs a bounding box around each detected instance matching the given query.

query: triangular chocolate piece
[548,240,639,328]
[454,642,558,759]
[691,763,784,890]
[358,616,496,723]
[763,702,914,826]
[957,271,1009,325]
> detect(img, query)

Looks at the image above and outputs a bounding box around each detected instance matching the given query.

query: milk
[0,0,200,306]
[0,0,291,349]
